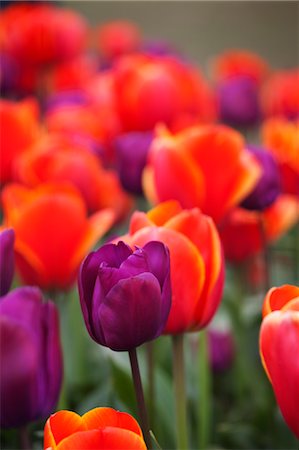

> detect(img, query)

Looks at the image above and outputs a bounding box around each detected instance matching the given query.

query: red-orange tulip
[0,98,40,183]
[117,200,224,334]
[44,407,147,450]
[260,285,299,438]
[143,124,261,224]
[1,183,115,290]
[219,195,299,262]
[113,54,216,132]
[96,20,141,60]
[14,133,132,221]
[211,50,269,84]
[262,118,299,195]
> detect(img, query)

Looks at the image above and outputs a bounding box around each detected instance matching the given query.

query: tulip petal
[260,311,299,438]
[129,227,205,334]
[82,407,143,437]
[262,285,299,317]
[264,194,299,242]
[99,273,163,350]
[44,411,84,449]
[129,211,154,235]
[146,200,183,226]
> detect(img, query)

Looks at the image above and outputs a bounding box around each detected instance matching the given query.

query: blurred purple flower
[142,40,183,59]
[0,228,15,296]
[0,287,63,428]
[218,75,260,126]
[208,329,235,373]
[115,131,153,194]
[241,145,281,210]
[78,240,171,351]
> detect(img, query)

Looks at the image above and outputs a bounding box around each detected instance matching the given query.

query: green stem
[129,348,152,449]
[198,330,211,450]
[172,334,188,450]
[146,341,155,428]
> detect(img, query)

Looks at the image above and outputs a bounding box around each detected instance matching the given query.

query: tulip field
[0,2,298,450]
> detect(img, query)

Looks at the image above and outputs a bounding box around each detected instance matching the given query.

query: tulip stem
[146,341,155,428]
[198,330,212,449]
[172,334,188,450]
[19,426,31,450]
[129,348,152,449]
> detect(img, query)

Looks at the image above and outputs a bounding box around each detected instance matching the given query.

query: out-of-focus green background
[71,1,298,70]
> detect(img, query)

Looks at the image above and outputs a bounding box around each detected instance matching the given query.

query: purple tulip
[0,287,63,428]
[0,228,15,296]
[218,75,260,126]
[114,131,153,194]
[241,145,281,211]
[78,240,171,351]
[208,329,235,373]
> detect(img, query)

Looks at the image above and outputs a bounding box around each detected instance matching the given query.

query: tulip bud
[208,329,235,373]
[0,287,63,428]
[78,241,171,351]
[0,228,15,296]
[241,146,281,211]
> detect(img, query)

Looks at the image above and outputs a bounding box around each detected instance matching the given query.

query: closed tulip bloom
[143,124,261,224]
[208,329,235,373]
[118,200,224,334]
[115,131,153,194]
[241,145,281,211]
[0,98,40,183]
[44,407,147,450]
[78,241,171,351]
[1,183,115,290]
[96,20,141,60]
[0,228,15,296]
[0,287,62,428]
[260,285,299,438]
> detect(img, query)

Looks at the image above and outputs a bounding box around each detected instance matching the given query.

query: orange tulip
[14,133,132,221]
[0,98,40,183]
[219,195,299,262]
[262,118,299,195]
[260,285,299,438]
[143,124,261,224]
[44,407,147,450]
[117,200,224,334]
[1,183,115,290]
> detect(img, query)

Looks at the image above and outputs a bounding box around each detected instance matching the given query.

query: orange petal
[260,312,299,438]
[129,226,205,333]
[56,430,103,450]
[147,133,205,209]
[82,407,142,437]
[262,285,299,318]
[44,411,84,449]
[147,200,182,226]
[129,211,153,236]
[264,194,299,242]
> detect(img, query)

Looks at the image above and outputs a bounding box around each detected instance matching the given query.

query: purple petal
[99,273,163,351]
[0,228,15,296]
[0,287,43,329]
[90,275,107,345]
[0,317,39,428]
[142,241,170,289]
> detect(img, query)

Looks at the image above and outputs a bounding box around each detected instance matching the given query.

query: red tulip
[0,98,40,183]
[260,285,299,438]
[44,407,147,450]
[96,21,141,60]
[1,183,115,290]
[211,50,269,84]
[117,200,224,334]
[143,124,261,224]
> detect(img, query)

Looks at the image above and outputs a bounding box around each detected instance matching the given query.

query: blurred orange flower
[0,98,40,183]
[117,200,224,334]
[1,183,115,290]
[14,133,132,221]
[260,285,299,438]
[44,407,147,450]
[143,124,261,224]
[262,118,299,195]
